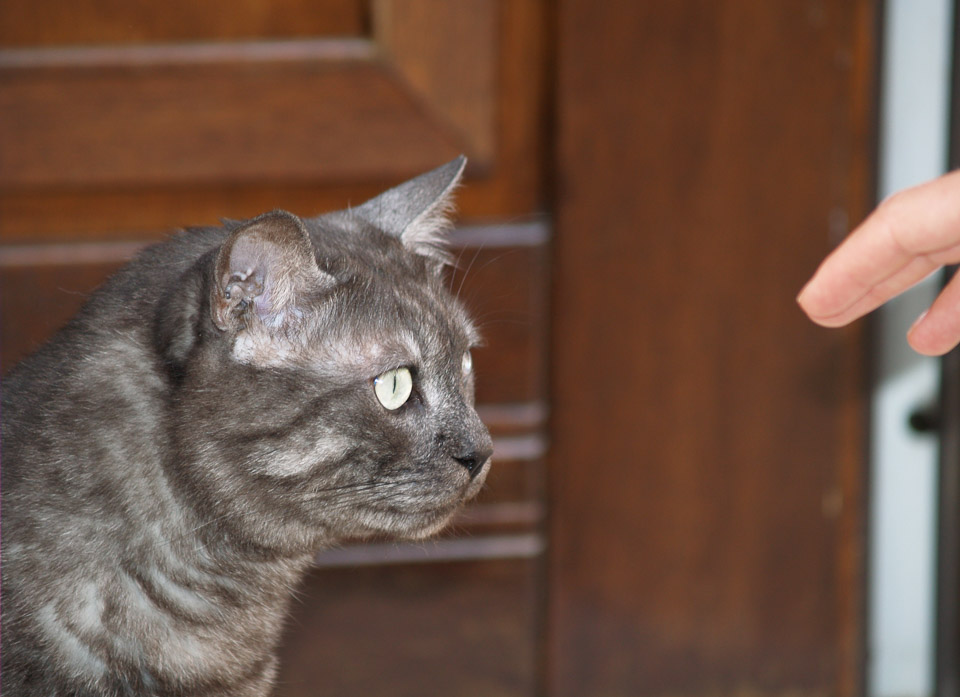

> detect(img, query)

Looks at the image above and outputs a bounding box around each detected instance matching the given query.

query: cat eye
[374,367,413,410]
[462,351,473,374]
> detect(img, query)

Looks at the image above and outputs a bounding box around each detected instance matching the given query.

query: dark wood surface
[0,0,547,241]
[0,50,458,188]
[547,2,875,696]
[0,0,368,46]
[274,559,540,697]
[0,4,496,188]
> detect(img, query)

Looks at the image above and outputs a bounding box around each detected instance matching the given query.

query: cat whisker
[303,480,440,507]
[454,243,485,300]
[448,245,471,293]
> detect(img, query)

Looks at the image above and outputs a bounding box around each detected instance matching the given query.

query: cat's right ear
[211,210,332,334]
[353,156,466,264]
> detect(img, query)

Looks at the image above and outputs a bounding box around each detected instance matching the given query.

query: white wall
[870,1,952,695]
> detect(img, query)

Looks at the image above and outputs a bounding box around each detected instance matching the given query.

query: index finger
[798,170,960,327]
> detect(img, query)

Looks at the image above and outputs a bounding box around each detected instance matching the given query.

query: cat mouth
[463,460,490,497]
[345,462,489,539]
[356,500,463,539]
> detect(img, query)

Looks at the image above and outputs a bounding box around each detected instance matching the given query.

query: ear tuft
[353,156,466,263]
[211,210,331,333]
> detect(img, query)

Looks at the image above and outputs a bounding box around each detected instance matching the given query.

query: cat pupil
[374,367,413,410]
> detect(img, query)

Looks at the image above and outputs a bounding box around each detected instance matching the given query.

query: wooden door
[547,2,876,696]
[2,1,878,695]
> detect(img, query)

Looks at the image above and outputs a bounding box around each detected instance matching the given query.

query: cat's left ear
[353,156,466,264]
[211,210,333,334]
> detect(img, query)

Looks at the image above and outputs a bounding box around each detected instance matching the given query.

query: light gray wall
[870,1,952,695]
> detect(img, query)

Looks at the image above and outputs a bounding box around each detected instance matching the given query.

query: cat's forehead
[335,274,477,353]
[307,273,474,374]
[301,293,475,382]
[307,212,412,273]
[307,213,474,331]
[225,210,479,376]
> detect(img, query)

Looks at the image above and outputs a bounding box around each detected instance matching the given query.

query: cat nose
[454,445,492,478]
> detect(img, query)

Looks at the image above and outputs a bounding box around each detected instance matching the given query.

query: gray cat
[0,157,492,697]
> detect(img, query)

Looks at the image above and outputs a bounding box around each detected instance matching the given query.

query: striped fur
[1,159,491,696]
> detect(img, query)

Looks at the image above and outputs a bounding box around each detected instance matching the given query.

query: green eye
[374,367,413,410]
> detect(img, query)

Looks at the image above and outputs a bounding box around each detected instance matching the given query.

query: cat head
[173,157,492,551]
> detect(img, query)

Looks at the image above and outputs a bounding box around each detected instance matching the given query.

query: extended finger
[800,251,939,327]
[798,171,960,326]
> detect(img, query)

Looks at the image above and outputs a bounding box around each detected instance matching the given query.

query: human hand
[797,169,960,355]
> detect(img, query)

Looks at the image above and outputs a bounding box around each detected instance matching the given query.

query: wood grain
[450,237,549,405]
[547,2,875,695]
[0,1,505,190]
[274,559,539,697]
[0,48,461,188]
[375,0,497,161]
[0,1,547,242]
[0,0,368,47]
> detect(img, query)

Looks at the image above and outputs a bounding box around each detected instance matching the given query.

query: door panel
[0,0,545,242]
[547,2,874,696]
[0,1,495,189]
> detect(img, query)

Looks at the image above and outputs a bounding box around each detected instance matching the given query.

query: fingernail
[908,310,928,334]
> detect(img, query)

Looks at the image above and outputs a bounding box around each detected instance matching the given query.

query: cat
[0,156,492,697]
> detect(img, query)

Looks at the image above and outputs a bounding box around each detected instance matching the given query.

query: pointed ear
[211,210,331,333]
[353,156,466,261]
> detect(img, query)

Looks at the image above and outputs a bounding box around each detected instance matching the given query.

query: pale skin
[798,169,960,356]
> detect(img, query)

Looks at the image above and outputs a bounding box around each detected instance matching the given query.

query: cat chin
[350,503,461,540]
[402,510,462,540]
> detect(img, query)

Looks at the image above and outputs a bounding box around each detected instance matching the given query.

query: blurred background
[2,1,959,696]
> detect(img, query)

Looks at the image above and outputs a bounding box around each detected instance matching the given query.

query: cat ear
[353,156,466,262]
[211,210,332,333]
